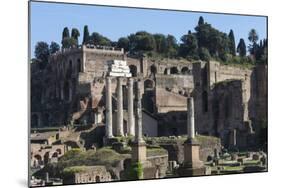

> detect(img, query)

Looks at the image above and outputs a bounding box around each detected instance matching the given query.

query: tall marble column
[131,79,146,165]
[127,78,135,136]
[135,79,144,142]
[105,77,113,138]
[116,77,124,136]
[187,97,195,140]
[177,96,206,176]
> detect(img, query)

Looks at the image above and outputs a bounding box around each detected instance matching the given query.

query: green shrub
[126,162,143,180]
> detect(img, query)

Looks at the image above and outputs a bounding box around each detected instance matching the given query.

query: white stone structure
[105,60,135,138]
[108,60,132,77]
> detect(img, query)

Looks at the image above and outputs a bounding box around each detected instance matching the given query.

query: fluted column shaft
[105,77,113,138]
[187,97,195,139]
[135,80,144,142]
[127,78,135,136]
[116,77,124,136]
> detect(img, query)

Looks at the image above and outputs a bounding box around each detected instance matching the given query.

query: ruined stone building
[31,45,267,149]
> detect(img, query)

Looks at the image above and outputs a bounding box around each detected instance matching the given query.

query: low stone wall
[148,136,221,163]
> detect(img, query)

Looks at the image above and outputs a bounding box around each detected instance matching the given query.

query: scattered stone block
[237,158,246,165]
[231,153,238,161]
[246,152,253,158]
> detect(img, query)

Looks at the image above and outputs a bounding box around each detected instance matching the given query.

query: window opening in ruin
[150,65,157,75]
[181,67,189,75]
[215,72,217,83]
[170,67,179,74]
[64,82,71,101]
[202,66,208,85]
[164,68,169,75]
[202,91,208,113]
[95,176,101,182]
[129,65,137,77]
[77,59,82,72]
[144,79,154,89]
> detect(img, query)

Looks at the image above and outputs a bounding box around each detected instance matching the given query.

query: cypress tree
[82,25,90,45]
[62,27,70,40]
[237,38,246,57]
[198,16,204,25]
[228,29,236,56]
[61,27,70,48]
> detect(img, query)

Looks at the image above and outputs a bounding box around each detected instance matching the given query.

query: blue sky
[30,1,267,57]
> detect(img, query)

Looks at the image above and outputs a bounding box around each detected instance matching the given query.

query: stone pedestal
[183,139,204,168]
[178,139,206,176]
[131,141,147,163]
[178,97,207,176]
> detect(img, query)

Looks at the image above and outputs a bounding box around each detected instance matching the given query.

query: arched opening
[56,148,62,155]
[34,154,43,166]
[52,152,58,158]
[170,67,179,74]
[43,152,49,165]
[44,113,50,127]
[164,68,169,75]
[150,65,157,75]
[202,91,208,113]
[181,67,189,75]
[144,79,154,90]
[69,60,72,72]
[225,95,232,118]
[31,114,39,128]
[95,176,101,182]
[77,59,82,73]
[64,82,71,101]
[129,65,137,77]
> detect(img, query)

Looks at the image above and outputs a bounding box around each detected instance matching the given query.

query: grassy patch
[147,147,168,157]
[58,148,129,169]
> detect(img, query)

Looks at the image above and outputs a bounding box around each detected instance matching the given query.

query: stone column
[135,80,144,142]
[116,77,124,136]
[105,77,113,138]
[177,97,206,176]
[131,79,147,165]
[187,97,195,140]
[127,78,135,136]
